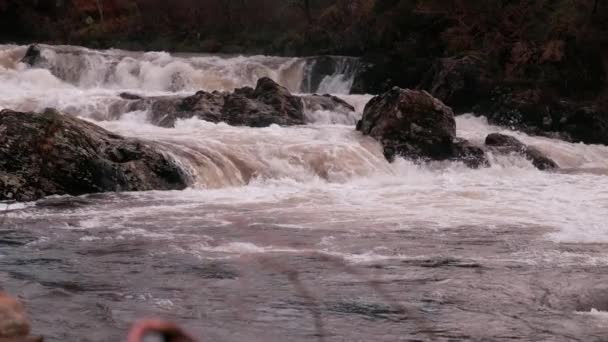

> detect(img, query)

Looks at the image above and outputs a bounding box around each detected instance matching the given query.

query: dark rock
[357,87,486,167]
[357,87,455,161]
[420,55,493,113]
[300,94,355,114]
[485,133,558,170]
[525,147,559,170]
[476,89,608,145]
[560,105,608,145]
[119,92,144,100]
[250,77,304,121]
[123,77,306,128]
[20,44,42,66]
[179,91,225,120]
[451,139,489,168]
[233,86,255,98]
[222,77,305,127]
[0,293,43,342]
[0,109,188,202]
[485,133,527,151]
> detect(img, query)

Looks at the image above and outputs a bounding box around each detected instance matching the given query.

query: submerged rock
[0,293,42,342]
[485,133,558,170]
[477,89,608,145]
[301,94,355,115]
[0,109,188,202]
[357,87,487,167]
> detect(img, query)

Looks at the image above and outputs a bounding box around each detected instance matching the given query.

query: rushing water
[1,44,608,341]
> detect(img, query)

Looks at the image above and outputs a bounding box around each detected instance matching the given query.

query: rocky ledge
[117,78,354,128]
[0,109,188,202]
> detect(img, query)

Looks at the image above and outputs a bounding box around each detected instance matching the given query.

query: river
[1,44,608,341]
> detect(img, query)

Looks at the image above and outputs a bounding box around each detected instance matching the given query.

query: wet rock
[142,92,225,127]
[420,55,493,113]
[0,293,42,342]
[451,139,489,168]
[357,87,486,167]
[525,147,559,170]
[485,133,558,170]
[0,108,188,202]
[121,77,305,128]
[119,92,144,101]
[20,45,42,66]
[477,89,608,145]
[222,77,305,127]
[485,133,528,151]
[300,94,355,114]
[178,91,225,121]
[357,88,456,160]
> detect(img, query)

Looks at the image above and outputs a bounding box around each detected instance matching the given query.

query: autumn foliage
[0,0,606,103]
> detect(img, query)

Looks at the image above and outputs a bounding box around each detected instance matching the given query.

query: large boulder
[485,133,558,170]
[222,77,304,127]
[120,78,306,128]
[0,293,42,342]
[0,109,188,202]
[356,87,487,167]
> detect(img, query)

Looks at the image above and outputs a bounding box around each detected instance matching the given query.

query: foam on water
[0,44,358,94]
[1,44,607,247]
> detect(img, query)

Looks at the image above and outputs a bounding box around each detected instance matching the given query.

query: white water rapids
[1,44,608,341]
[1,44,606,244]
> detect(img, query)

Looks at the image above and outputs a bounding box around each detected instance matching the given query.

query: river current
[1,44,608,341]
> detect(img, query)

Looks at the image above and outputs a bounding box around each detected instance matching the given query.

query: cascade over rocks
[0,109,188,202]
[356,87,487,167]
[301,94,355,114]
[120,78,355,127]
[485,133,558,170]
[224,77,305,127]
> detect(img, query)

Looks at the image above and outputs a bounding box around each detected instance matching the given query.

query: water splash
[1,44,359,94]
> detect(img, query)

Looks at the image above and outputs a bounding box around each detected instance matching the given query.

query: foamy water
[1,44,608,341]
[1,44,607,244]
